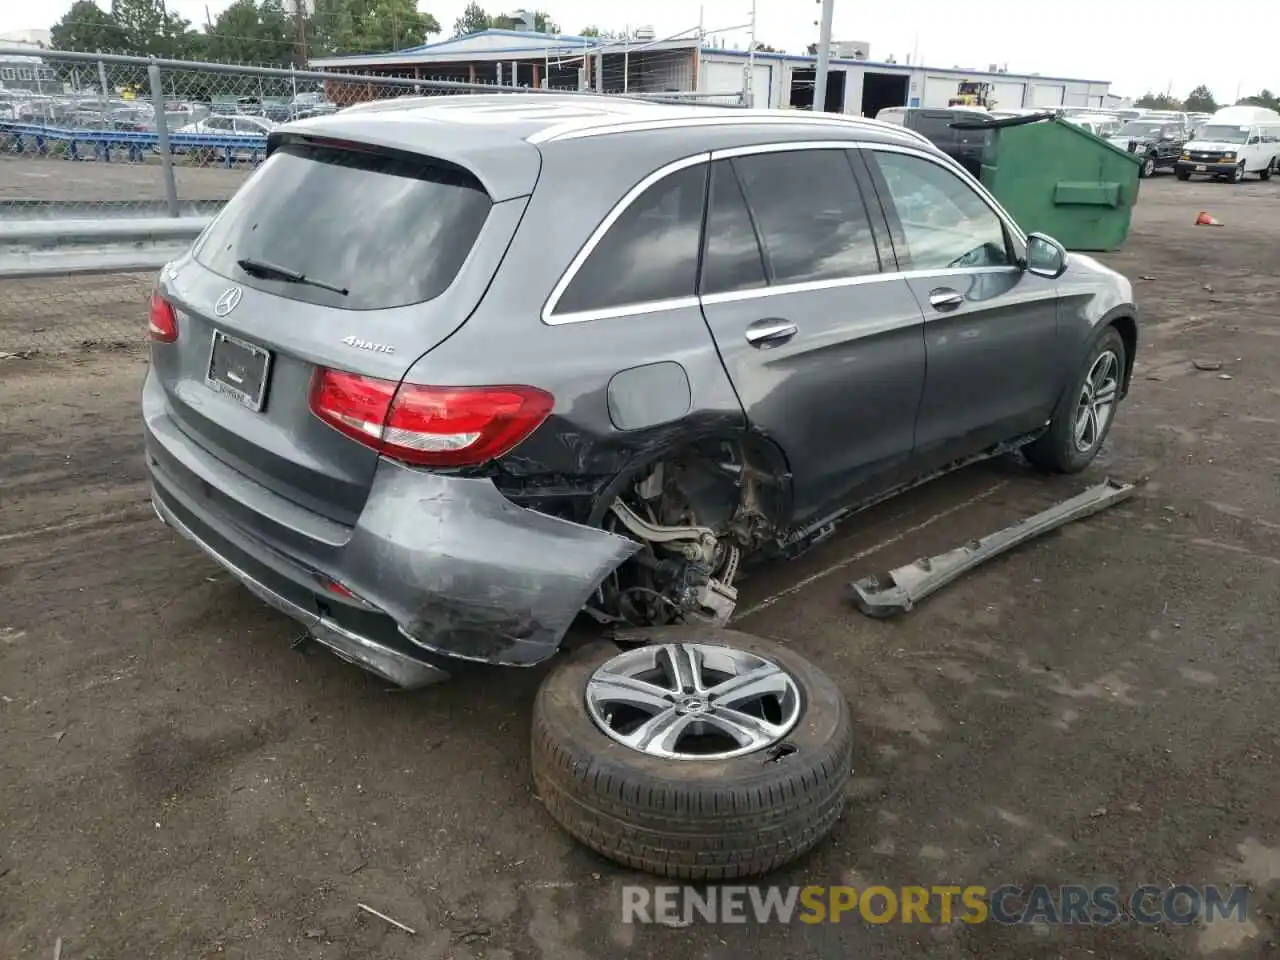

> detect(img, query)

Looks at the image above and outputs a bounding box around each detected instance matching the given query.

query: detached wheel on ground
[530,625,854,880]
[1023,327,1126,474]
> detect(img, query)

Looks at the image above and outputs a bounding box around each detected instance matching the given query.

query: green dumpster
[969,116,1143,252]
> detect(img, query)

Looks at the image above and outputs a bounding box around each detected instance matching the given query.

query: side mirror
[1026,233,1068,279]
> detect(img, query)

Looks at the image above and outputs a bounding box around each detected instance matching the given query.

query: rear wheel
[1023,328,1126,474]
[531,626,854,880]
[1175,168,1192,181]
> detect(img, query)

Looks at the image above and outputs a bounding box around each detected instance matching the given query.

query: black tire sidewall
[532,627,851,798]
[1026,327,1126,473]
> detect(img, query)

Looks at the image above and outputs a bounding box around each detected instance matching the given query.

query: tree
[204,0,294,64]
[51,0,129,52]
[110,0,195,57]
[453,1,489,36]
[1134,92,1181,110]
[1183,85,1217,113]
[1238,89,1279,111]
[453,4,557,36]
[343,0,440,51]
[752,42,778,52]
[579,25,632,39]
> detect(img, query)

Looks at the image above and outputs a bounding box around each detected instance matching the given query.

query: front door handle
[745,318,798,347]
[928,288,965,311]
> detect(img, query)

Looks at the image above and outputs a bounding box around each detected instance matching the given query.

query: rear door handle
[928,288,965,311]
[745,318,798,347]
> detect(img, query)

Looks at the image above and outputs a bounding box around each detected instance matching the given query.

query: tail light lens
[148,293,178,342]
[310,369,554,467]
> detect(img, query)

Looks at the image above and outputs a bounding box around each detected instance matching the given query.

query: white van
[1175,105,1280,182]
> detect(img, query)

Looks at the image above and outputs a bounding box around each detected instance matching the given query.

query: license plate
[1195,165,1206,172]
[206,329,271,411]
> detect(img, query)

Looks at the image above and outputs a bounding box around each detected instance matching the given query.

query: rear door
[155,138,524,526]
[697,145,927,525]
[860,147,1062,467]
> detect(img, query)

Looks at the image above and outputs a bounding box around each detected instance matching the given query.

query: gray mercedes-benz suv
[143,94,1138,687]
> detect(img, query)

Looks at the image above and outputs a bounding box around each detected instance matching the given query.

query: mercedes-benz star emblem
[213,286,243,317]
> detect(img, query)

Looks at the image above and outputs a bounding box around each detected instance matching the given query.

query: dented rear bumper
[143,373,639,681]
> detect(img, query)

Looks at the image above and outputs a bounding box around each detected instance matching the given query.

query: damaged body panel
[850,478,1141,617]
[145,377,640,670]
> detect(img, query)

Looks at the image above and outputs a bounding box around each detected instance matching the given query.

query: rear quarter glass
[194,141,492,311]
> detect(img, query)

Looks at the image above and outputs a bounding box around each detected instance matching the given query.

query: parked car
[145,92,1139,695]
[1065,113,1123,138]
[873,105,998,178]
[170,113,275,160]
[1107,119,1186,177]
[1175,105,1280,182]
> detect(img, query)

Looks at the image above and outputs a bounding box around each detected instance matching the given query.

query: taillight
[148,292,178,342]
[309,369,553,467]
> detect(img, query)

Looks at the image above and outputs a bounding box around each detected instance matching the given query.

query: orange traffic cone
[1195,211,1224,226]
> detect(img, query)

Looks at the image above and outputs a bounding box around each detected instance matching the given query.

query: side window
[205,116,232,131]
[700,160,767,296]
[554,163,707,316]
[731,149,881,285]
[869,151,1012,271]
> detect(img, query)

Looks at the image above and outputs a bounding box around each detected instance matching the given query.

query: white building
[309,27,1111,115]
[699,48,1111,115]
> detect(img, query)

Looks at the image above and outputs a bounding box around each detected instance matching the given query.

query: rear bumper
[1176,160,1238,176]
[143,370,639,679]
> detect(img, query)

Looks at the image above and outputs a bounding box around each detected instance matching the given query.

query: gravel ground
[2,175,1279,959]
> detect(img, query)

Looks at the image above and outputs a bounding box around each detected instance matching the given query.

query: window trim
[864,146,1018,272]
[541,152,711,326]
[541,139,1027,327]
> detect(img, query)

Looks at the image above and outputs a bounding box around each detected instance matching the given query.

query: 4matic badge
[341,336,396,354]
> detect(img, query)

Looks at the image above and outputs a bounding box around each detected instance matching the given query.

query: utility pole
[295,0,308,68]
[812,0,835,113]
[743,0,756,107]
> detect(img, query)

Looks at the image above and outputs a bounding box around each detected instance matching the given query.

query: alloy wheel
[585,643,802,760]
[1073,349,1120,453]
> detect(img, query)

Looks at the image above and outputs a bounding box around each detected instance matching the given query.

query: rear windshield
[194,140,492,310]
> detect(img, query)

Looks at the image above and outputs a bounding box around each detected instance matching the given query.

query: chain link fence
[0,46,742,357]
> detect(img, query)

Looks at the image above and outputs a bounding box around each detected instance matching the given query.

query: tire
[1023,327,1126,474]
[1231,161,1246,183]
[1261,158,1275,181]
[530,625,854,880]
[1140,154,1156,178]
[1175,168,1192,181]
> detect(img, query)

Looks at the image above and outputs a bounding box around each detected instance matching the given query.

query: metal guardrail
[2,120,269,167]
[0,217,207,279]
[0,199,226,220]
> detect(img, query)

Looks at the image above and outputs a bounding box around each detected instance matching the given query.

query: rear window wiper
[236,257,349,296]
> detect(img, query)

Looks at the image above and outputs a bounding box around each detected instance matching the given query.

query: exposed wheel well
[585,432,793,628]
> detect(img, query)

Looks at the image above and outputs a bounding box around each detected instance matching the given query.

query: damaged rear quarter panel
[343,460,640,666]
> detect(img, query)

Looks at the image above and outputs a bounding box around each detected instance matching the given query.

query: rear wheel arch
[586,429,795,530]
[1108,314,1138,395]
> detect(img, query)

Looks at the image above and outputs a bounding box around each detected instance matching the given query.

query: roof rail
[529,109,933,148]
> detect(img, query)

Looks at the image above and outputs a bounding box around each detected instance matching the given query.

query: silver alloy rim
[1143,157,1155,176]
[584,643,803,760]
[1073,349,1120,453]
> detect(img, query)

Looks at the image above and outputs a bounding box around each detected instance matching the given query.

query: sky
[2,0,1275,101]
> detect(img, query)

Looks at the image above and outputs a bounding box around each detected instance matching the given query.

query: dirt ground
[2,176,1279,959]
